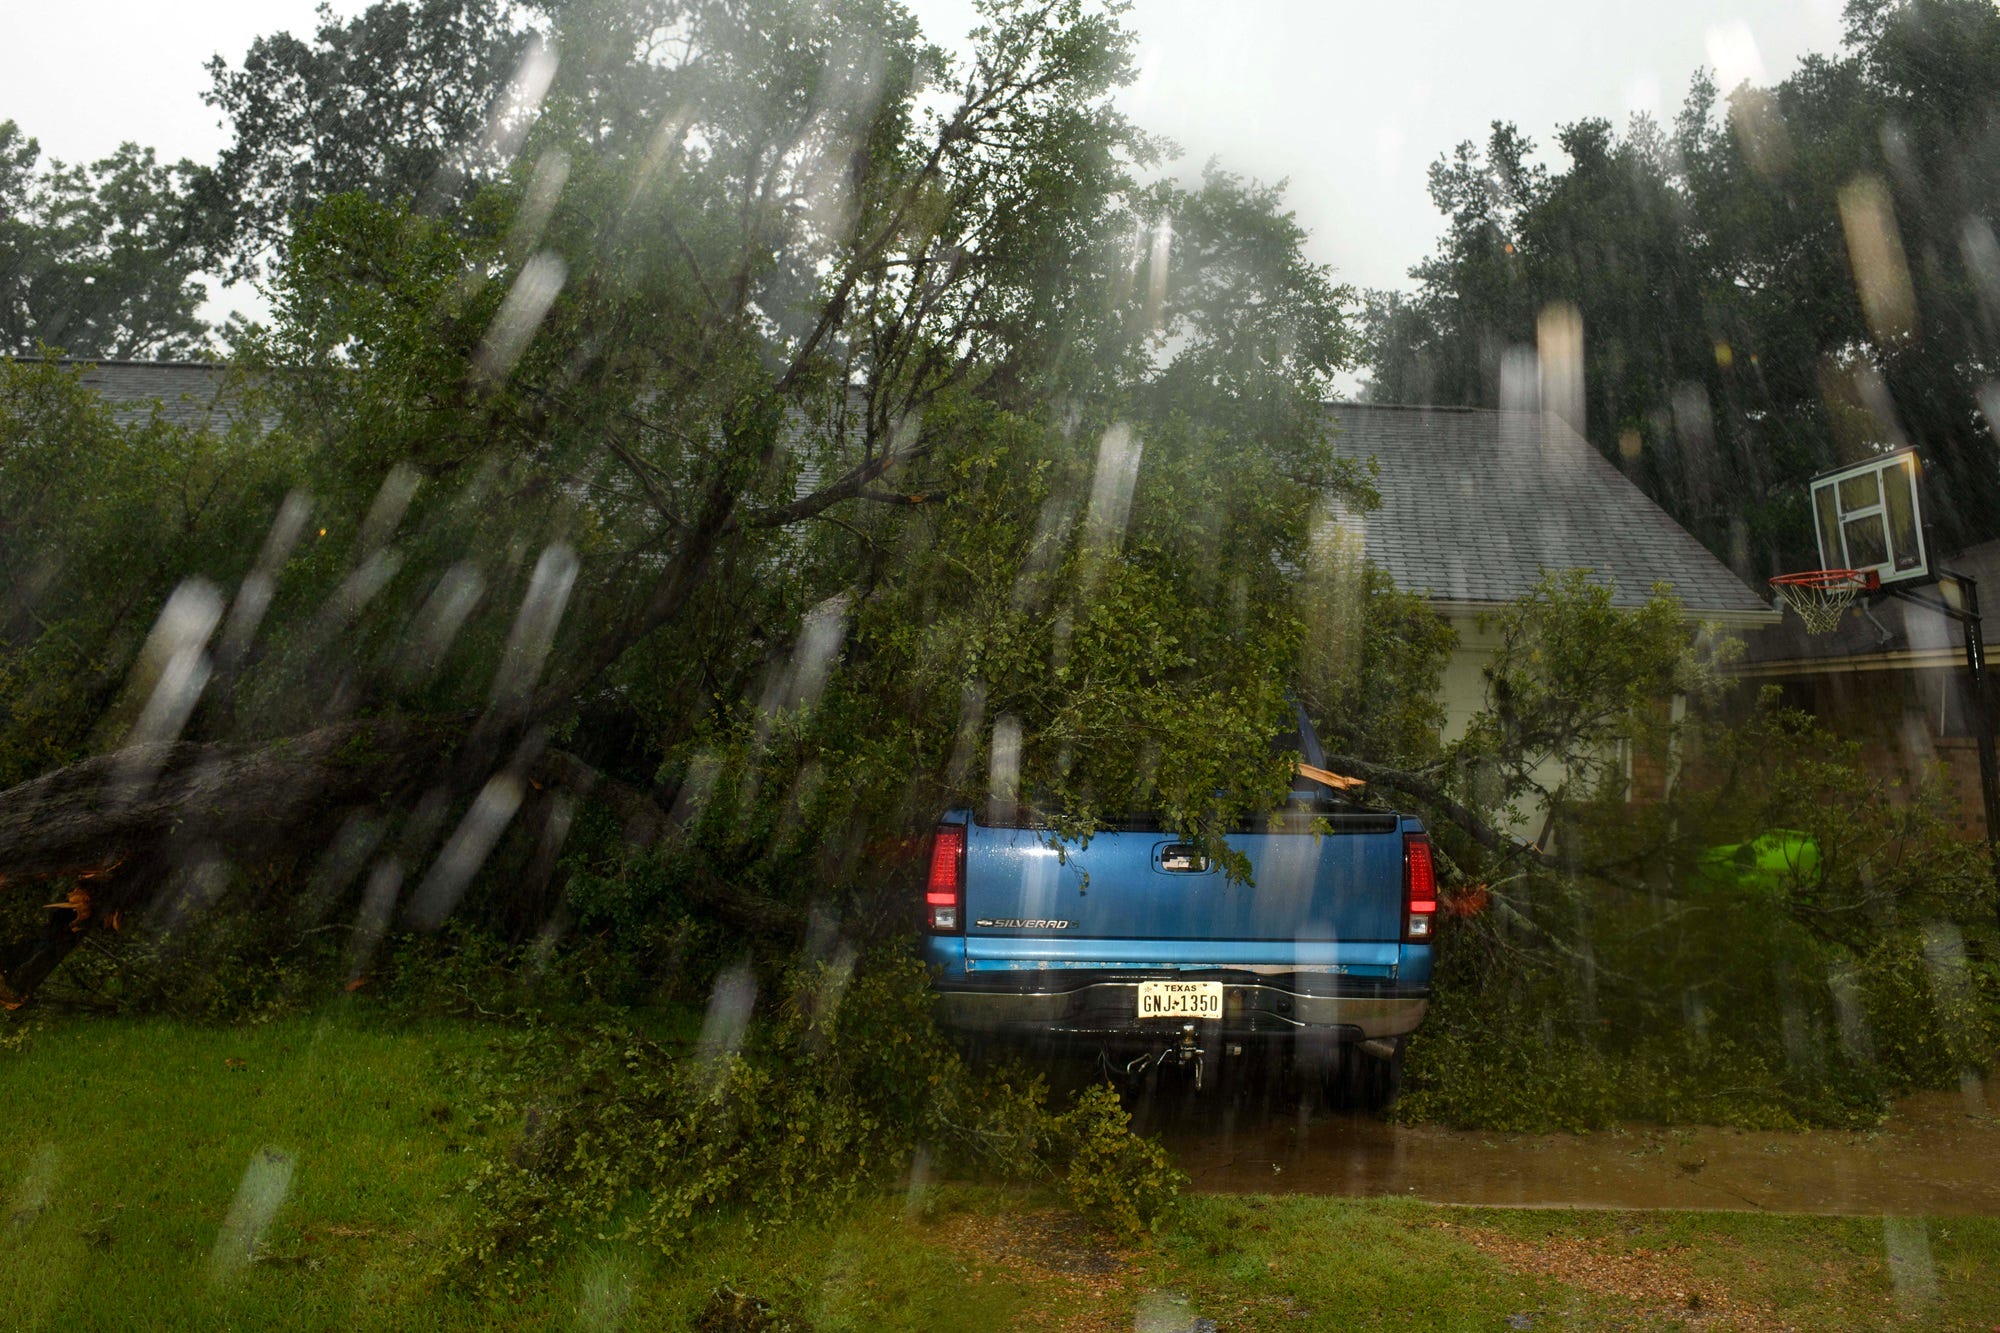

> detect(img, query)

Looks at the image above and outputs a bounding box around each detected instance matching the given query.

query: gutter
[1425,598,1781,630]
[1728,646,1966,678]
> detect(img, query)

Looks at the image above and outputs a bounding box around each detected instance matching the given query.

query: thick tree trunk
[0,714,469,1002]
[0,713,801,1002]
[0,715,466,883]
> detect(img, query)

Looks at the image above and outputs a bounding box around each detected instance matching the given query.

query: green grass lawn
[3,1009,1997,1330]
[0,1007,503,1327]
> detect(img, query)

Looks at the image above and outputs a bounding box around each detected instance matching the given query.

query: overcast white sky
[3,0,1848,326]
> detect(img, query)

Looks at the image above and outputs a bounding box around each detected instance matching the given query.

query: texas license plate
[1136,980,1222,1019]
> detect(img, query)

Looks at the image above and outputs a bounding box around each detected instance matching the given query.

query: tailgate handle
[1159,844,1208,873]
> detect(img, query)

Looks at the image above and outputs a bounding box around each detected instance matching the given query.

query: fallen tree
[1,0,1369,1003]
[0,713,819,1006]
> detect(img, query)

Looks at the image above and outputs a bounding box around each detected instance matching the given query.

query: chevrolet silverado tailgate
[960,812,1406,958]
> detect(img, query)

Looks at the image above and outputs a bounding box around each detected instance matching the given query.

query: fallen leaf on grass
[934,1210,1135,1333]
[1441,1222,1773,1329]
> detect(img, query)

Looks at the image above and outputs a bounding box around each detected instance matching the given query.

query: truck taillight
[925,824,965,933]
[1404,833,1436,941]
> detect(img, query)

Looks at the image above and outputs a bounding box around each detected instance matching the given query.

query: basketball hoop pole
[1886,568,2000,890]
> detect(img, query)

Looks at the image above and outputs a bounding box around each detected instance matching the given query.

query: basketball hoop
[1770,568,1879,634]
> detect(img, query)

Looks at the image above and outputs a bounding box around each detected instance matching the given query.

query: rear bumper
[932,977,1428,1044]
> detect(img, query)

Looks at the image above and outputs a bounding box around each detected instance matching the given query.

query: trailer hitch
[1121,1023,1211,1090]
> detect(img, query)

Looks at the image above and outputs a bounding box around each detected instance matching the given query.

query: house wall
[1436,612,1579,844]
[1435,613,1494,750]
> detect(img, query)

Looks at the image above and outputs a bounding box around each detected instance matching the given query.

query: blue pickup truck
[922,739,1435,1108]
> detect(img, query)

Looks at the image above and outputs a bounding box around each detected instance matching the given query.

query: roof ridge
[6,356,227,369]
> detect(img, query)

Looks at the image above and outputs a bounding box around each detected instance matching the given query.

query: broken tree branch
[1321,752,1516,858]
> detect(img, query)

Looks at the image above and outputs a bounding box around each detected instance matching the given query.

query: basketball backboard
[1809,448,1929,586]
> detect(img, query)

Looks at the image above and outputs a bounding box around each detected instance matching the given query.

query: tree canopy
[1364,0,2000,572]
[193,0,539,282]
[0,123,210,358]
[4,0,1994,1150]
[0,0,1377,990]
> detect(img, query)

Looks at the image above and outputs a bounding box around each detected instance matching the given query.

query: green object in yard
[1696,830,1820,897]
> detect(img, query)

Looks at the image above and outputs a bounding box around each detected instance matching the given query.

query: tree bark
[0,714,466,884]
[0,714,802,1002]
[0,714,472,1002]
[1321,752,1516,857]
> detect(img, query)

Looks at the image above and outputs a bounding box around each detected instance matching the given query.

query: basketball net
[1769,569,1878,635]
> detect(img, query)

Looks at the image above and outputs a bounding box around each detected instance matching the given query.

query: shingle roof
[1324,402,1777,621]
[4,357,264,431]
[63,359,247,429]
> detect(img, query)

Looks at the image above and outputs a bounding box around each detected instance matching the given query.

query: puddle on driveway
[1144,1086,2000,1214]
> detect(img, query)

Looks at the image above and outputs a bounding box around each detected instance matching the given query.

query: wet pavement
[1137,1081,2000,1215]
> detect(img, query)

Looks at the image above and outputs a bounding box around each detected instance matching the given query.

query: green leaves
[455,949,1178,1279]
[1050,1082,1183,1233]
[0,123,210,358]
[195,0,536,282]
[1370,0,2000,562]
[3,3,1373,987]
[1404,613,1998,1134]
[1296,541,1451,771]
[0,358,279,786]
[1452,571,1726,828]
